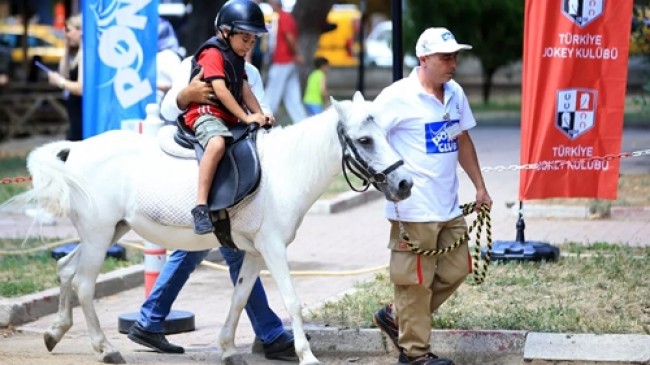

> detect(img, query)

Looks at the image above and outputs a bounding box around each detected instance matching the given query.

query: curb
[0,265,144,327]
[308,189,382,214]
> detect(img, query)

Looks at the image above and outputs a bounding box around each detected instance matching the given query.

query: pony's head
[331,91,412,202]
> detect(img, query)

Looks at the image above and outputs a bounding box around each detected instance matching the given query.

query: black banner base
[482,240,560,262]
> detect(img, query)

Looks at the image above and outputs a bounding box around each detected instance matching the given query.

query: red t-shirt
[184,47,247,129]
[272,11,298,64]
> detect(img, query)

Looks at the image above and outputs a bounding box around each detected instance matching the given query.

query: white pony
[10,92,412,365]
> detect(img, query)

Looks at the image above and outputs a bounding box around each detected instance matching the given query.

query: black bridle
[337,121,404,192]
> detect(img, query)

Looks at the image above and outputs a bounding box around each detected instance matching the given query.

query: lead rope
[393,202,493,285]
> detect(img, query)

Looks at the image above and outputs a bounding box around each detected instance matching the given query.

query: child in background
[303,56,330,116]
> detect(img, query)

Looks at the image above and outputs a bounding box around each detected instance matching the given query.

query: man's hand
[176,68,216,109]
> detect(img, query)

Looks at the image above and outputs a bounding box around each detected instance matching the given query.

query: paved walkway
[1,126,649,364]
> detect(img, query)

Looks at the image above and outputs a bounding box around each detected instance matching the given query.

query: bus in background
[314,4,361,67]
[262,3,361,67]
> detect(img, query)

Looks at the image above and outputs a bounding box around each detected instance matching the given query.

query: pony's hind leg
[72,223,126,364]
[44,245,80,352]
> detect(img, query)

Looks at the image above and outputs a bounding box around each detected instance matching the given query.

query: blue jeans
[137,247,285,344]
[304,103,323,116]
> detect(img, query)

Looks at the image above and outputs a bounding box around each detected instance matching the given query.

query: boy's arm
[211,79,267,125]
[320,73,329,106]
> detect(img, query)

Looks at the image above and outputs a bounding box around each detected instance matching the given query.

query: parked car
[365,20,417,68]
[0,23,65,72]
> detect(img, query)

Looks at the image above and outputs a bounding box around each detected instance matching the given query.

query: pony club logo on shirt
[555,88,597,139]
[425,120,460,154]
[562,0,605,27]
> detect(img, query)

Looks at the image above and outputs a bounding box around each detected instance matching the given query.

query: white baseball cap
[415,27,472,57]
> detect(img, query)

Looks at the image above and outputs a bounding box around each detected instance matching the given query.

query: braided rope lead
[401,202,493,285]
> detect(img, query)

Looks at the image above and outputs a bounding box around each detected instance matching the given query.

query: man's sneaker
[397,351,455,365]
[373,304,399,350]
[262,331,297,361]
[191,204,213,235]
[127,323,184,354]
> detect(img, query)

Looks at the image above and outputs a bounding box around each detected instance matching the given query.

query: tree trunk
[292,0,336,85]
[181,0,226,56]
[481,67,496,104]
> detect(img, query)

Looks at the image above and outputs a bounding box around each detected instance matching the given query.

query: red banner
[519,0,633,200]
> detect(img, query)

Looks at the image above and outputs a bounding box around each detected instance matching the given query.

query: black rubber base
[118,310,196,335]
[482,240,560,262]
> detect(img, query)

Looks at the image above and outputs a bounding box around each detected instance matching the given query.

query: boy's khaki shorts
[194,114,232,148]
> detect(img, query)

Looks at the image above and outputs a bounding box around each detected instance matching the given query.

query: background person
[371,27,493,365]
[262,0,306,124]
[46,14,83,141]
[303,56,330,116]
[156,16,184,106]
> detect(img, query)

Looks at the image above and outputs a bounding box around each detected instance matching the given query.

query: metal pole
[391,0,403,81]
[356,0,367,95]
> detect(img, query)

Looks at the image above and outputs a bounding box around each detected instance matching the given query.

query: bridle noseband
[337,121,404,192]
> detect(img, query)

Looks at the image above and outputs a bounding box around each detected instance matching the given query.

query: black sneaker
[191,204,213,235]
[397,351,455,365]
[127,323,184,354]
[373,304,399,350]
[263,331,297,361]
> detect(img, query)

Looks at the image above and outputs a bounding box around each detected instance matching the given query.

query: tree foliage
[405,0,524,103]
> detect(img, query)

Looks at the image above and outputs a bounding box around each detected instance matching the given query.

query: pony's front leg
[258,239,319,365]
[219,252,265,365]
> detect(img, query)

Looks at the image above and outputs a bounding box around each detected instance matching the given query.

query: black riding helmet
[214,0,268,35]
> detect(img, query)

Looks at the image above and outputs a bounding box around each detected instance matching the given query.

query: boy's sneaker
[372,304,399,350]
[191,204,213,235]
[397,351,455,365]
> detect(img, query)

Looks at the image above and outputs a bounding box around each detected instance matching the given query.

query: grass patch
[527,173,650,213]
[0,155,29,205]
[320,173,366,199]
[0,238,143,298]
[307,243,650,334]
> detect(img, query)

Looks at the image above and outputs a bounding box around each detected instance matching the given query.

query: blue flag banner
[82,0,158,138]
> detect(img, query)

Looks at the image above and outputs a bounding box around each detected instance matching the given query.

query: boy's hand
[244,112,268,126]
[264,113,276,126]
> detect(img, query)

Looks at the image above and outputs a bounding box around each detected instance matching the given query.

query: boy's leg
[129,250,209,353]
[197,135,226,205]
[219,247,297,360]
[192,116,230,235]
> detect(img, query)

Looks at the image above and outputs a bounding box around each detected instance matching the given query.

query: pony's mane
[262,106,340,158]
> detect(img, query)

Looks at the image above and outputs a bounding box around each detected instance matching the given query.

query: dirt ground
[0,330,398,365]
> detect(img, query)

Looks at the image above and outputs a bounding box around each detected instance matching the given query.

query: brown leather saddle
[174,119,261,248]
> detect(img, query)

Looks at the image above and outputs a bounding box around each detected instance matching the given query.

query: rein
[394,202,493,285]
[339,131,404,192]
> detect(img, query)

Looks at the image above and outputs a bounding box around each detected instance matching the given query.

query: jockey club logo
[555,88,598,140]
[561,0,605,27]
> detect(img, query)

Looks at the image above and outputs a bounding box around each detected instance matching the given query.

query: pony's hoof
[44,333,58,352]
[102,351,126,364]
[224,354,247,365]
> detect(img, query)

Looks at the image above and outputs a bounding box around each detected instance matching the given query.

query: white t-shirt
[374,68,476,222]
[156,49,182,105]
[160,56,271,123]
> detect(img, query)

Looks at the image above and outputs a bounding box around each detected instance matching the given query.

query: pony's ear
[331,97,346,120]
[352,91,365,103]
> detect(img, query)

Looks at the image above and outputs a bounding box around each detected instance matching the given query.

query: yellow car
[0,23,65,68]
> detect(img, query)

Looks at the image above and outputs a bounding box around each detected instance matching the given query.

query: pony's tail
[5,140,90,217]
